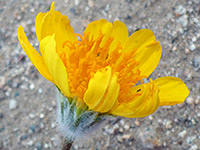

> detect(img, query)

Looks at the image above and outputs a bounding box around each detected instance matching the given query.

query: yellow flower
[17,2,189,118]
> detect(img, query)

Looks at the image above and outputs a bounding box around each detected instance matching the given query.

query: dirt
[0,0,200,150]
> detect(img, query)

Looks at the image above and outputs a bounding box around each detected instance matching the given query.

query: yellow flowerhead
[17,2,189,118]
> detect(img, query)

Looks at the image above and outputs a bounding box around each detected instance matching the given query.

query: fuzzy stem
[62,139,73,150]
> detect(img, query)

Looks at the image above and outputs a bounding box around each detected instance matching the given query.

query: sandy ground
[0,0,200,149]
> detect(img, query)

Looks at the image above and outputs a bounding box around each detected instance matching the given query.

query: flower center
[60,31,145,103]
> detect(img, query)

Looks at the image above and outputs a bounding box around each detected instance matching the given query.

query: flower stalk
[57,90,107,148]
[62,139,73,150]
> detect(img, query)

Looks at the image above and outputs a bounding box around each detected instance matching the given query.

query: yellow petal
[135,41,162,77]
[154,77,190,106]
[35,12,46,42]
[40,35,71,97]
[123,29,162,77]
[83,19,113,46]
[36,2,77,56]
[123,29,156,52]
[17,25,53,82]
[109,20,129,52]
[93,73,120,113]
[110,81,159,118]
[83,66,112,110]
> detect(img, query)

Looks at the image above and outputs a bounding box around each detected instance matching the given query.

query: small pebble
[29,113,35,119]
[9,99,17,110]
[166,120,172,129]
[38,88,43,94]
[186,97,194,105]
[172,46,177,51]
[178,130,187,138]
[186,136,196,144]
[122,134,131,140]
[104,125,114,134]
[135,119,140,126]
[51,136,60,147]
[190,145,198,150]
[148,115,153,120]
[74,145,79,150]
[35,142,42,150]
[124,124,130,130]
[51,123,55,128]
[189,43,196,51]
[185,48,190,54]
[40,113,44,119]
[29,125,36,133]
[117,135,123,143]
[74,0,79,6]
[29,83,35,90]
[20,135,28,141]
[119,127,123,132]
[120,119,125,126]
[0,76,6,89]
[44,143,49,149]
[88,0,94,7]
[27,140,34,146]
[192,37,197,42]
[193,56,200,68]
[177,14,188,27]
[175,5,186,15]
[195,99,200,105]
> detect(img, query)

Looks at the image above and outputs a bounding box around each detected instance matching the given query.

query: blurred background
[0,0,199,149]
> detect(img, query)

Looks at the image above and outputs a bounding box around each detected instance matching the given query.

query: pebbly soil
[0,0,200,150]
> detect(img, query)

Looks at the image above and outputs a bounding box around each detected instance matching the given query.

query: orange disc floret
[60,31,145,104]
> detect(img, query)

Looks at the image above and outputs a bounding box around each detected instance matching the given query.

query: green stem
[62,139,73,150]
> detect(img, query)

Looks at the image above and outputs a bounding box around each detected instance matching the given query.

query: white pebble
[189,43,196,51]
[186,97,194,105]
[29,83,35,90]
[192,37,197,42]
[38,88,43,94]
[51,123,55,128]
[166,120,172,129]
[175,5,186,15]
[29,113,35,119]
[9,100,17,110]
[40,113,44,119]
[178,130,187,138]
[122,134,131,140]
[27,140,33,146]
[124,124,130,130]
[190,145,198,150]
[74,0,79,6]
[177,14,188,27]
[120,119,125,126]
[74,145,79,150]
[44,143,49,149]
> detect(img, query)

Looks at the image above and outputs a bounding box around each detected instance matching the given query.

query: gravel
[0,0,200,150]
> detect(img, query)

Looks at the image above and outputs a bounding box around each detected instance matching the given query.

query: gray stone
[186,136,196,144]
[20,135,28,141]
[35,142,42,150]
[193,56,200,68]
